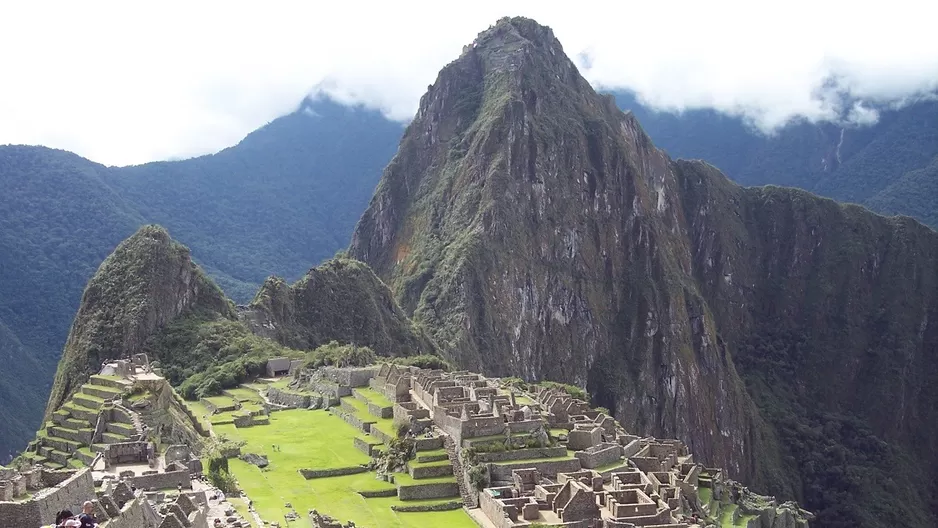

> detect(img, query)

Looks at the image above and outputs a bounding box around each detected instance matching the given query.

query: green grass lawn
[719,503,738,527]
[226,387,264,403]
[491,454,575,466]
[205,395,238,408]
[220,410,474,528]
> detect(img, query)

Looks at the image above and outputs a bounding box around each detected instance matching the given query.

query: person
[54,510,74,528]
[77,501,97,528]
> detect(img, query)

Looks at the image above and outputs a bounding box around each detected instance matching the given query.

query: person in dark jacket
[77,501,97,527]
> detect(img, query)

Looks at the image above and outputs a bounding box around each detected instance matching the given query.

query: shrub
[468,465,488,490]
[502,377,528,391]
[209,468,239,494]
[305,341,376,369]
[390,354,452,371]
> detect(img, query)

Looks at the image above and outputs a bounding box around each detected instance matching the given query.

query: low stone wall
[357,488,398,498]
[125,469,190,491]
[299,466,368,479]
[415,436,443,451]
[417,453,449,463]
[409,463,454,479]
[576,444,623,469]
[354,437,382,456]
[267,387,319,409]
[368,402,393,419]
[200,398,237,413]
[391,500,462,512]
[396,481,460,500]
[476,447,568,463]
[333,409,373,434]
[370,426,394,445]
[489,458,582,481]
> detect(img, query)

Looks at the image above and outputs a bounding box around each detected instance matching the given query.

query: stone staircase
[443,434,477,508]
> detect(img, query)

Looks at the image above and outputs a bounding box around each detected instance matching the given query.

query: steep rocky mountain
[242,258,436,356]
[351,17,938,527]
[43,225,233,418]
[613,91,938,228]
[0,97,402,458]
[44,225,429,419]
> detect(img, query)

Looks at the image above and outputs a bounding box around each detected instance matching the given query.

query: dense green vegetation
[150,313,303,400]
[0,97,402,458]
[303,341,377,370]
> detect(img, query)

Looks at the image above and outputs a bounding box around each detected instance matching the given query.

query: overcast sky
[2,1,937,166]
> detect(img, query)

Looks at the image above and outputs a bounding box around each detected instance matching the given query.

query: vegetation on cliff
[243,258,436,357]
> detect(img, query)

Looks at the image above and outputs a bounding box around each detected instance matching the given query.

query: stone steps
[48,425,95,445]
[73,393,105,410]
[106,421,137,437]
[74,448,98,466]
[102,432,131,444]
[89,374,133,390]
[82,383,123,400]
[443,434,476,508]
[63,402,99,422]
[42,435,82,454]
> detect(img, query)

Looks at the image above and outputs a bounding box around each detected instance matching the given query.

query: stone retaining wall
[391,500,462,512]
[409,463,454,479]
[267,387,319,409]
[575,444,624,469]
[299,466,368,479]
[353,437,382,456]
[396,481,460,500]
[367,402,393,419]
[415,436,443,451]
[333,409,373,434]
[357,489,398,498]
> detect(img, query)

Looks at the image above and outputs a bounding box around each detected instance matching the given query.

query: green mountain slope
[0,97,403,458]
[350,17,938,527]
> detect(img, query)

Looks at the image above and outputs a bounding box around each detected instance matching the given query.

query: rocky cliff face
[351,17,938,526]
[44,225,231,417]
[240,258,435,357]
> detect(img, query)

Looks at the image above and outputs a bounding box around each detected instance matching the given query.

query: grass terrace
[356,387,395,408]
[218,409,473,528]
[342,396,396,438]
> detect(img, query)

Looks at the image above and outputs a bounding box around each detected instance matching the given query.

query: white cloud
[1,0,936,165]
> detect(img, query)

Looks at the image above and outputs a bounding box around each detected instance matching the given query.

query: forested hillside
[0,97,403,459]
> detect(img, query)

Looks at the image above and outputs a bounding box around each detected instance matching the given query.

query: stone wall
[409,463,454,479]
[299,466,368,479]
[367,402,393,419]
[267,387,318,409]
[576,444,624,469]
[489,458,582,481]
[317,366,377,388]
[125,469,190,491]
[106,442,152,465]
[396,481,460,500]
[0,468,96,527]
[480,488,515,528]
[415,436,444,451]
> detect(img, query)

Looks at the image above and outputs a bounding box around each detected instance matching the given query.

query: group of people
[52,501,97,528]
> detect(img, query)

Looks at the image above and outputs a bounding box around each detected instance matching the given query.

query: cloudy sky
[2,0,937,166]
